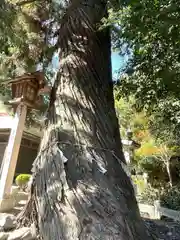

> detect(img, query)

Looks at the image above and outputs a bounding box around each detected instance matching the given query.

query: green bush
[137,185,160,205]
[161,185,180,211]
[15,174,31,190]
[131,175,147,194]
[138,184,180,211]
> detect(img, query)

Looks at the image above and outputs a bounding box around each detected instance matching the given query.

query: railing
[138,200,180,222]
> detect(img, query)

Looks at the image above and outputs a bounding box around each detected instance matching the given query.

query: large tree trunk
[18,1,149,239]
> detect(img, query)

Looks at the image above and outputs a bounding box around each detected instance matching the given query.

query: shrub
[15,174,31,190]
[161,185,180,211]
[131,175,147,194]
[138,184,180,211]
[137,185,160,205]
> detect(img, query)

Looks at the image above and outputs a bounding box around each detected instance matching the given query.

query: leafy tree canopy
[106,0,180,138]
[0,0,57,125]
[115,95,180,187]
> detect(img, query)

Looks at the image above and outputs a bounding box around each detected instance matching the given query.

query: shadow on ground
[144,218,180,240]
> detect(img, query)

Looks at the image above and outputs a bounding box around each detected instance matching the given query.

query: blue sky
[111,52,124,73]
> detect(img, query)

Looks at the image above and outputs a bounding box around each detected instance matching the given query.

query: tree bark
[18,1,149,239]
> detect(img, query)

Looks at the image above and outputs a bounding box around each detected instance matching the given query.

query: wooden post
[0,104,27,199]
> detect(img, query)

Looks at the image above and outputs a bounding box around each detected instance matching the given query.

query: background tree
[105,0,180,189]
[105,0,180,141]
[115,94,180,187]
[0,0,52,126]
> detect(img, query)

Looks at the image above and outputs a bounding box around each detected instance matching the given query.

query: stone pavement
[0,213,36,240]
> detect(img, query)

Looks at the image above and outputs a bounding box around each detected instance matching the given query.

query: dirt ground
[144,218,180,240]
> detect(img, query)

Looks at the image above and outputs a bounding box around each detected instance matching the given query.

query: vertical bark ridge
[17,1,149,240]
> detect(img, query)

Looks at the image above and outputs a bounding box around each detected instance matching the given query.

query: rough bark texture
[18,1,150,239]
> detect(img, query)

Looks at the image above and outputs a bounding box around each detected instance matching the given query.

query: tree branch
[17,0,38,6]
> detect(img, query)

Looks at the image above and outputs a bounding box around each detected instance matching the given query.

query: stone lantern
[0,71,47,211]
[126,128,133,140]
[122,129,141,164]
[4,72,45,108]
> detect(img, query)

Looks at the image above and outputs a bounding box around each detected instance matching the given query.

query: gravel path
[144,219,180,240]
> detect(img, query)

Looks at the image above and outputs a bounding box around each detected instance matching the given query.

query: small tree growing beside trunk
[18,1,149,239]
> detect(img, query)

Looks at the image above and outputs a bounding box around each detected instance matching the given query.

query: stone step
[18,200,27,206]
[3,197,28,217]
[14,192,29,202]
[0,227,36,240]
[10,201,27,216]
[0,194,28,213]
[0,212,36,239]
[8,208,23,217]
[13,206,24,212]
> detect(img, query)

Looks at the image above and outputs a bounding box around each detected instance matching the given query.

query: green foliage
[112,1,180,187]
[0,1,45,78]
[114,92,148,138]
[161,185,180,211]
[15,174,31,189]
[131,175,146,194]
[0,1,60,85]
[115,94,180,187]
[138,185,160,205]
[114,93,135,137]
[139,184,180,211]
[135,156,166,187]
[0,1,55,125]
[107,0,180,140]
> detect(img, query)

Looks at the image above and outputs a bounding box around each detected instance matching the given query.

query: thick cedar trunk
[18,1,149,239]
